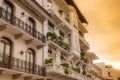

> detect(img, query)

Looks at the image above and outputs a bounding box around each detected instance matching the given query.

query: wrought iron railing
[0,7,46,43]
[0,53,46,76]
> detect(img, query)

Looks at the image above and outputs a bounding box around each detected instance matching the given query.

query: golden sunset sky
[74,0,120,69]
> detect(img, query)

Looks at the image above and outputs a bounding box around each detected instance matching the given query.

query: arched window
[0,37,12,56]
[26,48,35,73]
[26,48,35,63]
[28,17,36,37]
[3,0,14,13]
[3,0,14,23]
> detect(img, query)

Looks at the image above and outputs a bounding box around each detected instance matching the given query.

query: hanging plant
[58,10,63,16]
[45,58,53,64]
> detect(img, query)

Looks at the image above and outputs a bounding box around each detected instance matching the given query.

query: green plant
[47,32,52,37]
[64,68,72,75]
[62,42,70,51]
[79,31,84,36]
[72,67,80,73]
[57,36,63,41]
[61,63,69,68]
[52,32,57,39]
[80,51,85,57]
[47,32,57,41]
[82,70,86,75]
[58,10,63,16]
[45,58,53,64]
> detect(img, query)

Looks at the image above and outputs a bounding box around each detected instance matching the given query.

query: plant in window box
[82,69,86,75]
[57,36,63,44]
[58,40,63,47]
[60,63,69,68]
[47,32,52,40]
[64,68,72,75]
[45,58,53,64]
[80,51,86,58]
[51,32,57,42]
[79,31,84,36]
[58,10,63,16]
[71,67,80,73]
[62,42,70,52]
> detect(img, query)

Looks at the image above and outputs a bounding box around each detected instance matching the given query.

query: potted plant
[60,63,69,68]
[47,32,52,40]
[57,36,63,45]
[45,58,53,64]
[80,51,85,57]
[62,42,70,52]
[51,32,57,42]
[58,10,63,16]
[79,31,84,36]
[64,68,72,75]
[82,69,86,75]
[71,67,80,73]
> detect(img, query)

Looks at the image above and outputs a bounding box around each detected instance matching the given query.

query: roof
[65,0,88,24]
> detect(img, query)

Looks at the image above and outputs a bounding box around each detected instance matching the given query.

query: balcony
[79,35,89,50]
[88,64,100,74]
[47,32,71,54]
[0,53,46,79]
[45,2,71,33]
[0,7,45,47]
[46,63,89,80]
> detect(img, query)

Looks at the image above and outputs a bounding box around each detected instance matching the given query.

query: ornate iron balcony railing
[0,7,46,43]
[0,53,46,77]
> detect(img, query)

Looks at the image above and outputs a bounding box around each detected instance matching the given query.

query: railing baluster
[0,7,46,43]
[0,53,46,77]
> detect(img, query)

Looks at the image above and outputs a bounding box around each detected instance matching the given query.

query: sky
[74,0,120,69]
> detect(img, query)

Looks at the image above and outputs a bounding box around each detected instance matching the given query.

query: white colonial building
[0,0,105,80]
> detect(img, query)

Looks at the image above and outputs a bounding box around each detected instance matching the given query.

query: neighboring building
[96,62,120,80]
[87,52,104,80]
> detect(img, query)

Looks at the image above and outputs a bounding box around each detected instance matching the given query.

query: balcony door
[28,18,36,37]
[26,48,35,73]
[0,37,12,67]
[3,0,14,24]
[0,37,11,56]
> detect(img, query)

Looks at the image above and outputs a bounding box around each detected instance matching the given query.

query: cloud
[74,0,120,68]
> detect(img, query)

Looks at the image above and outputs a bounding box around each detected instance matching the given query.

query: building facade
[96,62,120,80]
[0,0,105,80]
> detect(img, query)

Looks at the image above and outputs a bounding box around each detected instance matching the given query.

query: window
[26,48,35,63]
[3,0,14,23]
[28,17,36,37]
[60,30,64,39]
[0,37,12,56]
[108,71,111,77]
[26,48,35,73]
[48,21,54,32]
[48,46,56,61]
